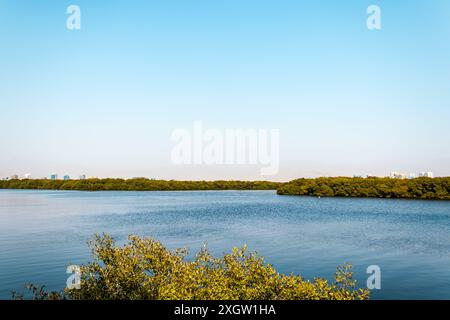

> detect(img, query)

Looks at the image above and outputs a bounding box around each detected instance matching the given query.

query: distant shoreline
[277,177,450,201]
[1,177,450,200]
[0,178,280,192]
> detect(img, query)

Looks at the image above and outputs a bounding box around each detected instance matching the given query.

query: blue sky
[1,1,450,180]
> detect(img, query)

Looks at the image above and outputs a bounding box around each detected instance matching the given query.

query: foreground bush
[16,234,369,300]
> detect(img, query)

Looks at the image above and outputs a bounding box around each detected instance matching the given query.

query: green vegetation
[2,176,450,200]
[14,234,369,300]
[277,177,450,200]
[0,178,279,191]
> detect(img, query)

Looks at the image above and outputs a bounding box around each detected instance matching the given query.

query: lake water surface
[1,189,450,299]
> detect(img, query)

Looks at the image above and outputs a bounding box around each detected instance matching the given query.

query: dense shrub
[277,177,450,200]
[0,178,279,191]
[14,234,369,300]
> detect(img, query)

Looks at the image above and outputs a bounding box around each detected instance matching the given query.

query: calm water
[1,189,450,299]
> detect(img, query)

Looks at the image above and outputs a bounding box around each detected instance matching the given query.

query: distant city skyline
[1,1,450,181]
[0,170,440,182]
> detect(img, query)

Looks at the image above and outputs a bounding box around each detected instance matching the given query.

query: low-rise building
[390,171,434,179]
[409,173,417,179]
[390,172,408,179]
[419,172,434,178]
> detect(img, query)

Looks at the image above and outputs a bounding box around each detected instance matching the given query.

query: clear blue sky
[1,1,450,180]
